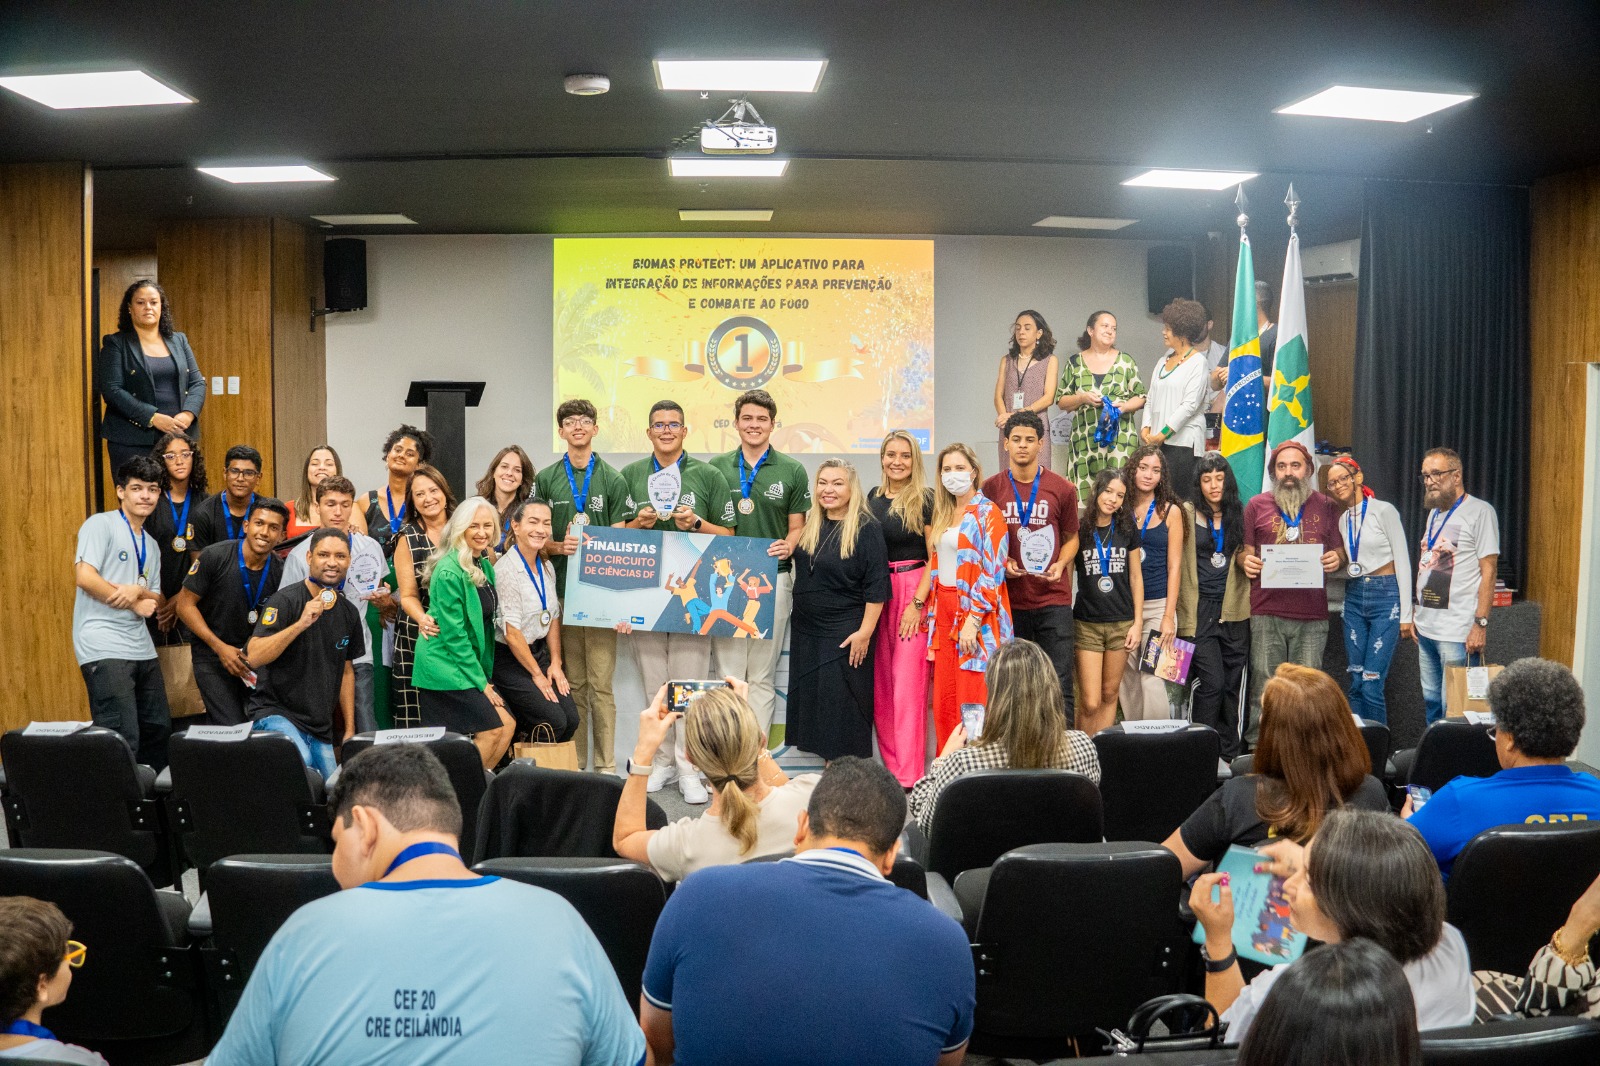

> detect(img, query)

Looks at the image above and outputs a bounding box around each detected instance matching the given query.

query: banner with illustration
[562,526,782,637]
[553,238,934,454]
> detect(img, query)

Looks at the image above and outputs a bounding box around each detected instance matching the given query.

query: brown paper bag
[157,643,208,719]
[514,722,581,771]
[1445,662,1503,717]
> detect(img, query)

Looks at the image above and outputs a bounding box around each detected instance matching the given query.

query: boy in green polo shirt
[534,398,635,773]
[617,400,735,803]
[709,389,810,742]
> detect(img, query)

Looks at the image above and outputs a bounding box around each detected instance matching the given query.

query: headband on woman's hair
[1331,456,1375,498]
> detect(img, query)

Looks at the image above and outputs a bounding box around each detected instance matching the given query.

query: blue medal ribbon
[513,545,549,615]
[167,491,192,544]
[1277,504,1304,539]
[4,1019,55,1040]
[1346,498,1368,567]
[384,486,407,535]
[1093,524,1113,579]
[738,447,770,505]
[564,454,595,518]
[1207,511,1225,555]
[382,841,460,879]
[1093,400,1121,447]
[237,542,270,618]
[223,492,257,541]
[1139,499,1159,544]
[1425,494,1466,553]
[1007,469,1041,528]
[120,509,149,584]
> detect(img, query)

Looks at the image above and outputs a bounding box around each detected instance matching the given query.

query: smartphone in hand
[666,679,730,714]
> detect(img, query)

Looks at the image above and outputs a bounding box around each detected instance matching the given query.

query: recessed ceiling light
[669,158,788,178]
[1123,169,1259,190]
[197,165,336,184]
[311,214,416,225]
[654,59,827,93]
[0,69,192,109]
[679,209,774,222]
[1275,85,1476,123]
[1034,216,1138,230]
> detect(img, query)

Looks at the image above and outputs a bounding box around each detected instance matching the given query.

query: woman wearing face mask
[475,445,537,554]
[1119,444,1186,721]
[991,310,1060,473]
[1177,452,1250,760]
[491,499,580,742]
[869,430,936,785]
[924,443,1012,749]
[392,464,458,729]
[412,497,514,769]
[1072,468,1144,735]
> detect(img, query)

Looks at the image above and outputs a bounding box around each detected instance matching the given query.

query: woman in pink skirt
[866,430,935,785]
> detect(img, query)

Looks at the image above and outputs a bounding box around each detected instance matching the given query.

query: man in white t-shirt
[280,476,390,732]
[1412,448,1500,724]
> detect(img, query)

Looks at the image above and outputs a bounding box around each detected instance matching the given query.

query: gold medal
[172,537,187,552]
[737,497,755,515]
[318,588,336,608]
[571,513,589,527]
[540,609,552,627]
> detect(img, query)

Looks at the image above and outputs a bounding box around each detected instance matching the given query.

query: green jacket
[412,550,497,692]
[1176,502,1252,637]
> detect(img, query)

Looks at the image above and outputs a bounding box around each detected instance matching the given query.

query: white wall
[324,232,1159,492]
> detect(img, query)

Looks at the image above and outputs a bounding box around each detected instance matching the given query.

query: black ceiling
[4,0,1597,249]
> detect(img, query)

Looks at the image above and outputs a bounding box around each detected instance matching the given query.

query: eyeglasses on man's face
[226,467,261,480]
[561,417,596,429]
[1418,467,1461,485]
[650,421,684,433]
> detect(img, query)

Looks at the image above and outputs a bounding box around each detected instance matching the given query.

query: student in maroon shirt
[982,411,1080,724]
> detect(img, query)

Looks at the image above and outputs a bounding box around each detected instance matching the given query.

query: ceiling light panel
[198,165,335,184]
[0,69,192,109]
[669,158,788,178]
[1123,169,1259,190]
[679,209,774,221]
[312,214,416,225]
[654,59,827,93]
[1034,216,1138,230]
[1275,85,1476,123]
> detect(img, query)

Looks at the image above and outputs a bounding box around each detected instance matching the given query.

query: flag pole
[1285,182,1299,232]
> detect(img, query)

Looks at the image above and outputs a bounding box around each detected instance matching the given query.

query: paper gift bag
[157,644,208,719]
[1445,662,1503,718]
[514,722,582,771]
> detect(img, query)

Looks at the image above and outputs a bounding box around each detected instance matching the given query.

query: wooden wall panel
[1305,281,1358,449]
[1528,167,1600,665]
[0,163,93,726]
[155,220,277,494]
[271,220,327,498]
[92,251,158,509]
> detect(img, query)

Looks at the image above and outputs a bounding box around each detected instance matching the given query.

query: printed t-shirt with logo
[533,455,635,589]
[982,469,1079,609]
[245,581,365,742]
[1413,495,1500,643]
[710,447,812,573]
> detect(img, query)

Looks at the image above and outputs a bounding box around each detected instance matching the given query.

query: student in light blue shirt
[207,744,645,1066]
[1406,657,1600,877]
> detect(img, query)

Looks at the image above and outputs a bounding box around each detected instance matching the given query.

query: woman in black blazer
[96,280,207,471]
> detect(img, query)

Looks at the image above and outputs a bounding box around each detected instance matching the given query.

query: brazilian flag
[1220,233,1265,500]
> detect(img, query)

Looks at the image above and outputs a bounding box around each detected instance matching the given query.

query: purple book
[1140,633,1195,686]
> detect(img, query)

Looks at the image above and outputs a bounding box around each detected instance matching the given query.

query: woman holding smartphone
[1072,467,1144,735]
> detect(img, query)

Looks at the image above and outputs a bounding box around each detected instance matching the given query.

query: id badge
[1012,390,1026,411]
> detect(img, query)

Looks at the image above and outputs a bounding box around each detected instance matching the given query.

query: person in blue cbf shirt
[1405,657,1600,878]
[640,757,975,1066]
[206,744,646,1066]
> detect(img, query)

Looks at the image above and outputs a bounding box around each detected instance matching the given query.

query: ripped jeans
[1342,574,1402,725]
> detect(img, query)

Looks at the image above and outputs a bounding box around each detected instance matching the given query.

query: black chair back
[1092,725,1221,843]
[925,769,1103,880]
[1,727,173,886]
[1446,821,1600,973]
[1420,1017,1600,1065]
[202,854,341,1023]
[340,732,492,863]
[970,843,1188,1057]
[473,762,666,861]
[1409,720,1500,793]
[1357,719,1392,779]
[0,850,203,1052]
[167,731,331,870]
[474,856,666,1011]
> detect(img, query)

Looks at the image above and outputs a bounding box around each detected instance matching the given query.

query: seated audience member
[0,898,105,1065]
[908,638,1100,836]
[1192,808,1474,1044]
[1163,664,1388,878]
[615,682,818,883]
[1405,657,1600,877]
[1475,867,1600,1020]
[1237,938,1422,1066]
[207,744,645,1065]
[640,757,974,1066]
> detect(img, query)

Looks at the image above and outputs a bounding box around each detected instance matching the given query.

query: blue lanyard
[1346,498,1368,564]
[1206,511,1224,553]
[1278,504,1303,537]
[651,455,680,475]
[384,486,407,534]
[1093,524,1113,577]
[224,493,256,540]
[514,545,548,611]
[1426,494,1466,551]
[237,542,270,614]
[1139,499,1159,543]
[1007,469,1041,528]
[4,1019,54,1040]
[120,509,148,582]
[564,454,595,516]
[382,841,460,879]
[738,448,770,502]
[167,491,192,540]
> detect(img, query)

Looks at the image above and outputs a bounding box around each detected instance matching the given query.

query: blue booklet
[1190,844,1309,967]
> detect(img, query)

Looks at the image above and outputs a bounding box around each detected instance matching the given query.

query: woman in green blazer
[413,496,513,768]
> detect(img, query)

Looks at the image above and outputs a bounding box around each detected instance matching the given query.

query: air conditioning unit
[1303,239,1360,282]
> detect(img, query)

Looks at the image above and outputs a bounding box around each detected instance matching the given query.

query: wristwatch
[1474,616,1489,629]
[626,758,653,777]
[693,517,703,532]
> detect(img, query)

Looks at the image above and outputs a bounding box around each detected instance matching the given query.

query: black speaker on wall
[1146,244,1194,314]
[324,238,367,312]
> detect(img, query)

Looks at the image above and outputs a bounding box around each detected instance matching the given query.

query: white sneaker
[678,775,710,805]
[646,765,676,793]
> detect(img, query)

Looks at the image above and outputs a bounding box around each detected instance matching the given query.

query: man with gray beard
[1238,441,1346,744]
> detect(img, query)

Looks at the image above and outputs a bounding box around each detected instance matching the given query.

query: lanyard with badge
[121,509,151,589]
[737,448,769,517]
[1345,498,1369,578]
[167,491,193,552]
[565,454,595,527]
[1421,494,1466,568]
[514,545,552,627]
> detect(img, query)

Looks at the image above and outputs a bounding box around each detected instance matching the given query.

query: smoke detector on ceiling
[564,74,610,96]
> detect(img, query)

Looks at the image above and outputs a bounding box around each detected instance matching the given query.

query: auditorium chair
[473,760,667,861]
[1399,719,1501,793]
[0,726,177,887]
[166,730,332,874]
[0,849,208,1066]
[340,731,492,863]
[1445,821,1600,974]
[1357,718,1395,781]
[193,854,341,1028]
[964,843,1189,1060]
[1420,1017,1600,1064]
[748,850,931,900]
[474,856,666,1013]
[1093,724,1221,844]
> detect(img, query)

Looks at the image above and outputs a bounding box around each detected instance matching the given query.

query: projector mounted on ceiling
[700,98,776,155]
